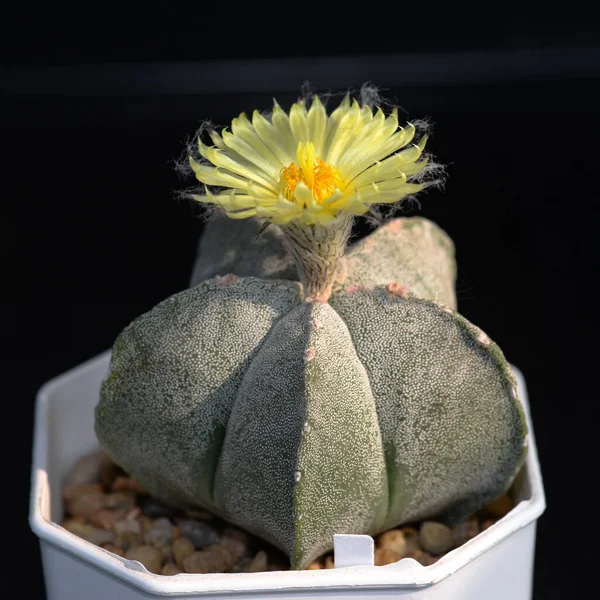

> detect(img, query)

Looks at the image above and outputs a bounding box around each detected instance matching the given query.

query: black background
[2,4,597,598]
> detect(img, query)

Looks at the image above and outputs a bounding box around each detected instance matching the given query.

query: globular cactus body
[96,216,527,569]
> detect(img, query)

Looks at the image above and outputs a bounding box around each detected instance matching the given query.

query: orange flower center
[281,142,342,205]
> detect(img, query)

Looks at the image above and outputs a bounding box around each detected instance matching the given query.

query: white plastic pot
[30,350,545,599]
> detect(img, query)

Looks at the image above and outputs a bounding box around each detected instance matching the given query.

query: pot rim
[30,350,545,595]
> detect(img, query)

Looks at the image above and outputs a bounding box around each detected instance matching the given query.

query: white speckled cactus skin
[95,216,527,569]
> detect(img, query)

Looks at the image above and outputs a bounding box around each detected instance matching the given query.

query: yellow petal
[307,95,327,156]
[221,130,280,180]
[289,101,310,144]
[400,157,430,176]
[335,109,398,179]
[204,146,279,193]
[272,100,297,156]
[323,99,361,164]
[209,130,227,150]
[231,113,284,168]
[251,110,294,165]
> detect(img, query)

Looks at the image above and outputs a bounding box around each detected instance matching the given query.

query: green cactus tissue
[95,90,527,569]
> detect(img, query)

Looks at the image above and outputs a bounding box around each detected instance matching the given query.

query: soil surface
[59,450,513,574]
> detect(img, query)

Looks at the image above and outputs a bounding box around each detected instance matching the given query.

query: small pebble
[126,545,163,574]
[125,507,142,521]
[179,520,220,549]
[376,529,407,556]
[484,494,513,519]
[306,561,323,570]
[374,548,402,566]
[401,527,421,553]
[419,521,452,555]
[324,555,335,569]
[221,536,247,560]
[62,520,115,546]
[220,527,248,559]
[63,483,104,503]
[184,509,216,522]
[91,508,127,531]
[67,492,108,518]
[63,515,85,525]
[172,537,195,569]
[138,515,153,533]
[183,546,236,573]
[102,543,126,558]
[115,518,142,550]
[145,518,174,546]
[481,518,496,531]
[247,550,268,573]
[112,476,145,493]
[231,557,253,573]
[65,451,105,485]
[161,563,182,576]
[408,549,436,566]
[106,492,136,512]
[145,518,175,561]
[98,452,124,488]
[139,496,174,519]
[452,518,480,547]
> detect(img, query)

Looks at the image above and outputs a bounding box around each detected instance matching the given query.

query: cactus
[95,92,527,569]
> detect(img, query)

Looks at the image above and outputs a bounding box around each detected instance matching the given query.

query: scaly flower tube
[188,94,430,226]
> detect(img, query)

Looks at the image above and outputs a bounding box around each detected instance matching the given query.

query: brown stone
[220,528,248,559]
[401,527,421,553]
[126,546,163,574]
[374,548,402,566]
[145,518,175,547]
[138,515,154,533]
[247,550,268,573]
[125,507,142,521]
[231,557,253,573]
[408,549,436,566]
[179,520,220,549]
[62,516,86,525]
[481,518,497,531]
[172,537,195,569]
[184,509,216,522]
[376,529,407,556]
[484,494,513,519]
[306,561,323,570]
[98,452,124,488]
[452,518,480,548]
[183,546,236,574]
[65,451,104,486]
[112,476,145,493]
[63,483,104,503]
[324,555,335,569]
[115,518,142,550]
[106,492,136,512]
[102,543,126,558]
[419,521,452,555]
[62,520,115,546]
[161,562,182,576]
[90,509,127,531]
[67,492,108,519]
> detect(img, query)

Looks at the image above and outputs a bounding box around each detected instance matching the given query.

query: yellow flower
[189,94,429,226]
